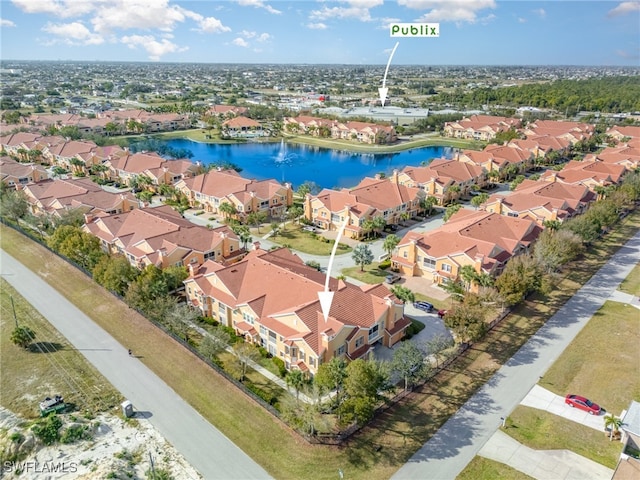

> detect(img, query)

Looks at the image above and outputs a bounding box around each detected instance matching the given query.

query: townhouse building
[304,177,424,238]
[584,145,640,172]
[443,115,521,141]
[606,125,640,142]
[393,159,486,205]
[184,247,411,375]
[482,179,596,225]
[222,116,265,137]
[22,176,138,219]
[106,152,198,187]
[175,169,293,219]
[284,116,396,144]
[522,120,595,145]
[0,157,49,189]
[83,205,244,270]
[392,209,542,286]
[540,159,627,191]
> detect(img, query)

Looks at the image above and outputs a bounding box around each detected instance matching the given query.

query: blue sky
[1,1,638,65]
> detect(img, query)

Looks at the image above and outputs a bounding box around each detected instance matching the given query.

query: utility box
[121,400,134,418]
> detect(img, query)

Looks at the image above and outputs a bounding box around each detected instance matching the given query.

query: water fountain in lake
[274,139,298,182]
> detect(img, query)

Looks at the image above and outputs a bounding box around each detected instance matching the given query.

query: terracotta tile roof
[541,159,626,185]
[223,116,262,128]
[607,125,640,139]
[402,158,484,184]
[108,152,166,174]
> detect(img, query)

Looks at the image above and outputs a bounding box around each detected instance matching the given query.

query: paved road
[0,251,271,480]
[392,228,640,480]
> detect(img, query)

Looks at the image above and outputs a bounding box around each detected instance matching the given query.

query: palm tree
[459,265,478,291]
[604,413,623,441]
[371,216,386,238]
[382,234,400,259]
[421,196,438,216]
[286,369,306,404]
[219,201,238,221]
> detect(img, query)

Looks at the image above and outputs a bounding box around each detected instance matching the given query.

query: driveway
[478,430,613,480]
[0,251,271,480]
[392,228,640,480]
[520,385,606,431]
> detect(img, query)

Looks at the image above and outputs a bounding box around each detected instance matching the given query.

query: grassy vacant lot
[618,263,640,296]
[505,406,622,469]
[270,225,352,255]
[539,300,640,415]
[457,456,534,480]
[1,210,638,479]
[0,279,120,419]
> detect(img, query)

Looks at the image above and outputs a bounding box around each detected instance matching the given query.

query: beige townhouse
[184,247,410,375]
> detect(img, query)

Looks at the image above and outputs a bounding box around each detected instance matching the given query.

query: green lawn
[0,279,121,418]
[270,225,352,255]
[457,456,534,480]
[341,262,390,284]
[618,263,640,296]
[539,300,640,414]
[505,406,622,469]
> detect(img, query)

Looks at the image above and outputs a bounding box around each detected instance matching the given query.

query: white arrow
[379,42,399,107]
[318,219,349,322]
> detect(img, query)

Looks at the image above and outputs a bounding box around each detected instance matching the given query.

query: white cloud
[532,8,546,18]
[608,2,640,17]
[398,0,497,23]
[232,37,249,47]
[256,33,271,42]
[42,21,104,45]
[235,0,281,15]
[379,17,401,30]
[1,18,16,27]
[181,9,230,34]
[11,0,97,18]
[306,22,328,30]
[240,30,257,38]
[90,0,187,34]
[120,34,187,61]
[310,0,383,22]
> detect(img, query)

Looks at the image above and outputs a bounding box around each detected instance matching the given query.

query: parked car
[565,394,601,415]
[437,309,447,318]
[413,301,434,312]
[39,395,66,416]
[302,226,317,233]
[385,273,401,284]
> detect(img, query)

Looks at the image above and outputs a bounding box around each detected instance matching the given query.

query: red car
[565,394,601,415]
[437,309,447,318]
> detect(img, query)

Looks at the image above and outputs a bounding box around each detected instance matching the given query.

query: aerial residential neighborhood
[1,1,639,480]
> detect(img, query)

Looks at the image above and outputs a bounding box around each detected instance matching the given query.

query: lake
[163,139,454,189]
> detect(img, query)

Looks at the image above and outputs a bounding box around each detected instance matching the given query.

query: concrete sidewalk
[479,430,614,480]
[521,385,606,432]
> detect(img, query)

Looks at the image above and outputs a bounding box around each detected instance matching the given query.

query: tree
[494,254,545,306]
[339,359,389,427]
[164,303,199,343]
[47,225,106,271]
[390,285,415,304]
[533,229,584,273]
[287,205,303,224]
[92,255,139,296]
[230,342,261,382]
[382,234,399,258]
[11,325,36,349]
[443,204,462,222]
[421,196,438,216]
[219,201,238,220]
[604,413,623,441]
[232,224,252,249]
[426,334,454,368]
[470,193,489,209]
[246,210,267,232]
[444,301,487,344]
[199,326,231,362]
[286,369,306,403]
[0,189,29,223]
[270,221,281,239]
[441,278,466,297]
[459,264,479,291]
[360,218,375,240]
[371,216,387,238]
[352,244,374,271]
[391,341,429,390]
[314,357,347,410]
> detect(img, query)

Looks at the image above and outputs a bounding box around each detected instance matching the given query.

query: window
[368,324,379,340]
[299,350,305,361]
[423,257,436,268]
[442,263,452,273]
[355,336,364,348]
[260,326,267,336]
[308,357,315,367]
[335,345,345,357]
